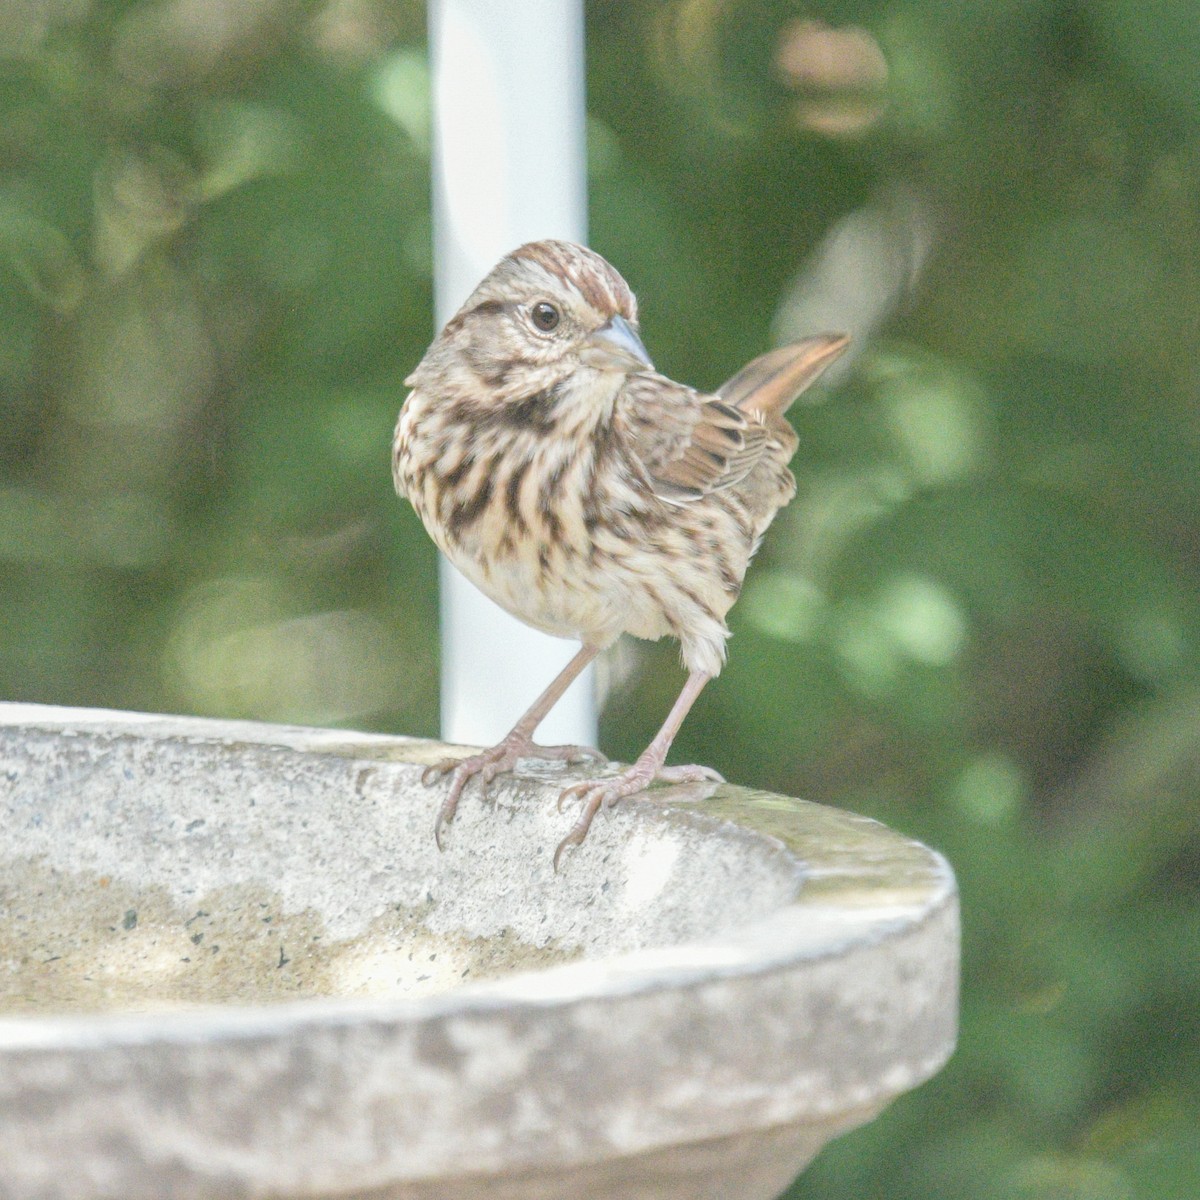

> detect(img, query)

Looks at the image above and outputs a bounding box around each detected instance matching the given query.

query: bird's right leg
[425,643,605,846]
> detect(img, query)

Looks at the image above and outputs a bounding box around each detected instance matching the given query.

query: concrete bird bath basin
[0,703,958,1199]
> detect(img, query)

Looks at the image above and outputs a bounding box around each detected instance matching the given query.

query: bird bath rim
[0,702,950,1038]
[0,703,959,1200]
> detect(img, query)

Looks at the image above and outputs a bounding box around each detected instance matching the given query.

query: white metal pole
[427,0,596,747]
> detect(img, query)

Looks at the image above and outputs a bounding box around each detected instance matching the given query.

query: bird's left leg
[553,670,722,868]
[425,643,607,846]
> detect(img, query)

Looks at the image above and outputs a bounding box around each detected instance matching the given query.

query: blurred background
[1,0,1198,1196]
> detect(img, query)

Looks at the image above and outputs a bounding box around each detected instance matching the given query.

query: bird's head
[406,240,653,410]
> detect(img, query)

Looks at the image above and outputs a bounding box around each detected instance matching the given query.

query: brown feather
[616,375,776,503]
[717,334,849,417]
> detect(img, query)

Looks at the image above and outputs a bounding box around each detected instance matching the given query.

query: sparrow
[393,239,848,865]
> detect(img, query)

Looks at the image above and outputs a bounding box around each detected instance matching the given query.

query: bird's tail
[717,333,850,417]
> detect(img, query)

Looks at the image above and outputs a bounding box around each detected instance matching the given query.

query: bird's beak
[581,315,654,373]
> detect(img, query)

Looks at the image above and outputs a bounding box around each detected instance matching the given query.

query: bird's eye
[531,301,560,332]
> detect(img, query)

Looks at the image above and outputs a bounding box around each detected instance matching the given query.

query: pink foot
[552,760,723,870]
[424,734,606,848]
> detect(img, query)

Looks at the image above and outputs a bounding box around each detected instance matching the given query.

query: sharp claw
[429,739,693,860]
[433,773,466,850]
[424,737,606,845]
[422,758,465,787]
[552,830,579,872]
[553,788,607,870]
[552,835,571,873]
[552,760,721,861]
[553,817,589,871]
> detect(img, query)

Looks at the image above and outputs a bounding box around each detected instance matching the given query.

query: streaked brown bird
[393,240,848,866]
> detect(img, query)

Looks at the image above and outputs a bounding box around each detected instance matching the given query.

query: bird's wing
[615,373,768,503]
[614,336,849,505]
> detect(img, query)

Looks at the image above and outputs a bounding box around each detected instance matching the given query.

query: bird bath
[0,703,958,1199]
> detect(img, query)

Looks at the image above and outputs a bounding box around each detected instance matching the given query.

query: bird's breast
[400,412,625,640]
[395,398,760,662]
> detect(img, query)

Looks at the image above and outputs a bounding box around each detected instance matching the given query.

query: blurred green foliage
[1,0,1198,1196]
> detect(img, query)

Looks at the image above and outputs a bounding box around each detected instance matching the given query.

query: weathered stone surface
[0,703,959,1199]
